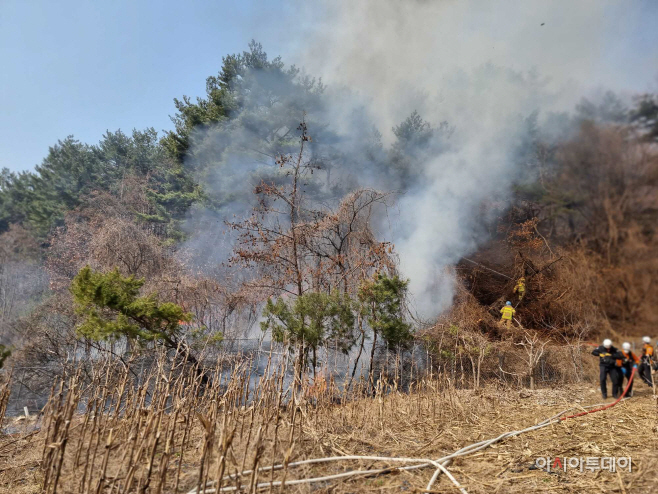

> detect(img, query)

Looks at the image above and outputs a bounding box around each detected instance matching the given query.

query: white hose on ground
[187,456,462,494]
[186,399,619,494]
[425,460,468,494]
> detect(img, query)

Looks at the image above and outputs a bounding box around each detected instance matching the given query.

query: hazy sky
[1,0,657,172]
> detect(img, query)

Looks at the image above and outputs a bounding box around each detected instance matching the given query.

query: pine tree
[261,291,355,380]
[358,273,413,386]
[71,266,196,358]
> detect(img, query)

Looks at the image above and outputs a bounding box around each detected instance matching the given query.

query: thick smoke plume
[185,0,652,320]
[292,0,649,319]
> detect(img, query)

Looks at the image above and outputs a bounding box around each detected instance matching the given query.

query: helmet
[603,339,612,348]
[506,301,512,306]
[643,336,651,343]
[622,342,631,351]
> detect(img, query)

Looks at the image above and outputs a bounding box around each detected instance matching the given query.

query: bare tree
[516,331,549,389]
[229,122,399,385]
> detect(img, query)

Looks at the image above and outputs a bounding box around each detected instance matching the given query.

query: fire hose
[560,365,636,420]
[188,367,637,494]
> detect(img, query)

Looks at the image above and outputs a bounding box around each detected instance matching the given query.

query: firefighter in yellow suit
[513,277,526,301]
[500,301,516,328]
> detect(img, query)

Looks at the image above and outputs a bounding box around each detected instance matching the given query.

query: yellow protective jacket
[500,306,516,320]
[513,280,526,293]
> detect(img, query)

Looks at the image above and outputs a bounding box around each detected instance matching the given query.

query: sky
[1,0,657,173]
[0,0,294,172]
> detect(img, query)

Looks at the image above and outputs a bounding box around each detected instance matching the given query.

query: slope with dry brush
[1,347,657,494]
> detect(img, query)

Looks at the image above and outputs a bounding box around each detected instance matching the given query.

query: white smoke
[184,0,656,320]
[275,0,651,318]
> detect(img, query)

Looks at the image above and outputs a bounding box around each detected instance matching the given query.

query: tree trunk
[348,323,366,391]
[476,351,483,389]
[468,354,476,388]
[368,330,378,393]
[294,340,305,399]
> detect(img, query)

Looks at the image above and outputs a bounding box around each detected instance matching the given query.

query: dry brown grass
[0,349,656,494]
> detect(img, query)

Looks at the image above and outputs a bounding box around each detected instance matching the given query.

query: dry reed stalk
[246,426,264,493]
[238,407,256,475]
[43,370,81,494]
[123,408,158,490]
[139,425,161,493]
[94,428,114,494]
[189,359,220,489]
[278,442,295,494]
[0,372,12,425]
[266,361,287,493]
[213,415,235,493]
[174,393,196,493]
[22,335,603,494]
[85,362,121,493]
[154,409,178,494]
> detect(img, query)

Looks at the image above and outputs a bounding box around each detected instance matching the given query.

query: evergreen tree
[163,40,311,163]
[389,111,452,189]
[575,91,628,124]
[0,130,201,239]
[261,291,355,378]
[71,266,195,356]
[630,93,658,143]
[162,41,330,214]
[358,273,413,384]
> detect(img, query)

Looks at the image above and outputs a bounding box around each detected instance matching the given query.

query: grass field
[1,356,656,493]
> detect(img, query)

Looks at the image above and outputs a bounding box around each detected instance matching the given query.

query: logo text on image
[534,457,631,473]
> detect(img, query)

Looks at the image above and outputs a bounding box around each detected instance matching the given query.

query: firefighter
[513,277,526,301]
[500,301,515,328]
[592,339,624,399]
[638,336,655,387]
[619,342,640,398]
